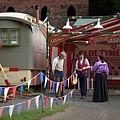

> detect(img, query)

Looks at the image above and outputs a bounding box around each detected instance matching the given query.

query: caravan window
[0,28,20,46]
[0,29,8,44]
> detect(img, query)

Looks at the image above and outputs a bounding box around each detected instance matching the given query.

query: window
[0,28,20,45]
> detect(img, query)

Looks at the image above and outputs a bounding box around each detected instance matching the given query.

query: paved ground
[0,91,120,120]
[41,96,120,120]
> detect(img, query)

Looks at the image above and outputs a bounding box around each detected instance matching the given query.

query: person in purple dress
[91,54,109,102]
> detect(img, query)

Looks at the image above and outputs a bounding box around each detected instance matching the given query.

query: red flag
[60,82,63,92]
[28,99,32,111]
[13,86,17,99]
[45,96,49,107]
[34,76,37,86]
[0,107,3,117]
[50,80,52,91]
[59,97,62,101]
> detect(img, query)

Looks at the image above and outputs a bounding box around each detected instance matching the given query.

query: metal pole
[46,8,49,91]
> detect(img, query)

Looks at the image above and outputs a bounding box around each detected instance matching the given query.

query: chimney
[35,5,39,25]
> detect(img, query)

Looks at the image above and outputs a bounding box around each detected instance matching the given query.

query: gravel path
[41,96,120,120]
[0,93,120,120]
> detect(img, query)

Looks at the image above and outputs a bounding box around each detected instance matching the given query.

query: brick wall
[0,0,89,28]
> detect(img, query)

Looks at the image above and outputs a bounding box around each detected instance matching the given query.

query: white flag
[50,98,53,109]
[63,95,67,105]
[44,77,48,88]
[9,105,15,118]
[4,87,9,101]
[68,78,70,88]
[28,80,31,90]
[56,82,60,93]
[35,95,40,109]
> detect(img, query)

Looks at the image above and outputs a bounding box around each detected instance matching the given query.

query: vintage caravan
[0,12,48,85]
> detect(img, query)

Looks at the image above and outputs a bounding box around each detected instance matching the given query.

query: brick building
[0,0,89,28]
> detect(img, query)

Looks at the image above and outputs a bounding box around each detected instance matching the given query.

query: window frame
[0,28,21,46]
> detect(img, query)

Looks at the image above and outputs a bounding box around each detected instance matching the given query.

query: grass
[0,103,73,120]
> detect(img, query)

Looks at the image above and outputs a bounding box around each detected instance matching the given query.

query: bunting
[20,84,24,95]
[4,87,9,101]
[50,98,53,109]
[52,82,56,92]
[56,98,59,106]
[40,72,44,84]
[28,80,31,90]
[0,87,3,96]
[34,76,37,86]
[28,99,32,111]
[13,86,17,99]
[9,105,15,118]
[35,95,40,109]
[0,89,75,118]
[50,80,52,91]
[63,95,67,105]
[44,77,48,88]
[56,82,60,93]
[0,107,3,117]
[17,104,22,115]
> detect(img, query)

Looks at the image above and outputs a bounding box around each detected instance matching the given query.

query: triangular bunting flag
[9,105,15,118]
[64,81,66,89]
[67,78,69,88]
[60,82,63,92]
[52,82,56,92]
[63,95,67,105]
[28,99,32,111]
[50,98,53,109]
[59,97,62,101]
[50,80,52,91]
[40,72,44,84]
[0,107,4,117]
[0,87,3,96]
[20,84,24,95]
[67,93,70,101]
[4,87,9,101]
[70,90,74,98]
[45,96,49,107]
[44,77,48,88]
[56,98,59,106]
[70,75,73,86]
[35,95,40,109]
[34,76,37,86]
[13,86,17,99]
[56,82,60,93]
[18,104,22,115]
[28,80,31,90]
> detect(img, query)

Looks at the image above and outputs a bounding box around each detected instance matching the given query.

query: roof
[73,19,98,27]
[50,14,120,46]
[0,12,61,33]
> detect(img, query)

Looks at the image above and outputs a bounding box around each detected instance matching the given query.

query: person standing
[91,54,109,102]
[52,52,66,97]
[76,51,90,99]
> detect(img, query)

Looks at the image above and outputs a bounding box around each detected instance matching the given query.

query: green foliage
[0,104,73,120]
[89,0,120,15]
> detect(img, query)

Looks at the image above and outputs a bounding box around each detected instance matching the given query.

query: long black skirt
[93,73,108,102]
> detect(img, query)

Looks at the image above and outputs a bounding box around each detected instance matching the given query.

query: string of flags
[0,89,75,118]
[0,71,77,101]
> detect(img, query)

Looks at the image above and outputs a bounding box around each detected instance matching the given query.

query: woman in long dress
[91,55,109,102]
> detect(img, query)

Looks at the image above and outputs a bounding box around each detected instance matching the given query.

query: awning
[49,14,120,46]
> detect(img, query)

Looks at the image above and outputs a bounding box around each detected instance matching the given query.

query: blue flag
[67,93,70,101]
[64,81,66,89]
[52,82,56,92]
[18,104,22,115]
[40,72,44,84]
[20,84,24,95]
[0,87,3,96]
[56,98,59,106]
